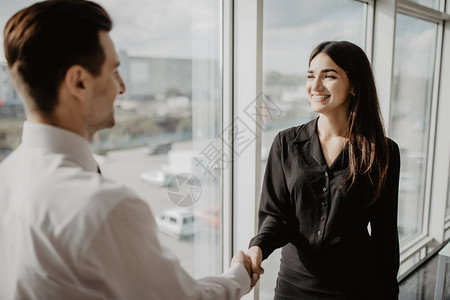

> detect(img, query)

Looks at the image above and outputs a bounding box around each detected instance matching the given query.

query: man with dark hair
[0,1,252,299]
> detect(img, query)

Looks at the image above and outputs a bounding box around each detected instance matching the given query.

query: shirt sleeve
[371,139,401,299]
[249,133,298,259]
[79,198,251,299]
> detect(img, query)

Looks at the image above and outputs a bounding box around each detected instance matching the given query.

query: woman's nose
[311,77,323,90]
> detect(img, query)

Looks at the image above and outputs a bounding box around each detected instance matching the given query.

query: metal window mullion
[355,0,374,4]
[365,0,375,62]
[400,234,434,263]
[440,0,446,12]
[423,20,444,241]
[221,0,234,273]
[232,0,263,298]
[397,0,450,22]
[429,19,450,243]
[372,0,397,133]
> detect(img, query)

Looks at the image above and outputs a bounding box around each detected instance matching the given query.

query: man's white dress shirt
[0,122,250,299]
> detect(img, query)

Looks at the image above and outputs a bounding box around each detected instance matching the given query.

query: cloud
[97,0,219,59]
[263,18,365,75]
[0,0,220,62]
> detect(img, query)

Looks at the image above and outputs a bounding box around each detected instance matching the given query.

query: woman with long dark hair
[247,41,400,299]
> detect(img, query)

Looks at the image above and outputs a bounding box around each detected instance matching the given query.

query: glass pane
[0,2,28,161]
[390,14,437,245]
[260,0,367,298]
[0,0,223,278]
[408,0,440,10]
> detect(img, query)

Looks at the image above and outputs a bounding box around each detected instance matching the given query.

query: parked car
[156,209,195,239]
[140,170,173,187]
[147,142,172,155]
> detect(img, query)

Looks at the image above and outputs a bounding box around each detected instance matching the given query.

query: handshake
[230,246,264,288]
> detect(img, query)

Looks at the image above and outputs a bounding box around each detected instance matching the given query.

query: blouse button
[321,202,327,207]
[322,187,327,192]
[320,216,325,221]
[317,231,322,236]
[325,172,328,177]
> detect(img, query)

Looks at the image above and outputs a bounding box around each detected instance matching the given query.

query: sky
[263,0,366,75]
[0,0,439,76]
[0,0,220,63]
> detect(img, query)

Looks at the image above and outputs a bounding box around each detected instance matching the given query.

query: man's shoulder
[47,174,148,255]
[89,176,139,203]
[65,172,144,220]
[28,165,145,236]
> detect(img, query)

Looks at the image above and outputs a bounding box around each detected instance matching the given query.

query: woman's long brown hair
[309,41,389,205]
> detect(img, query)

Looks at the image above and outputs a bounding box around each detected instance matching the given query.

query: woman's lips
[310,95,330,101]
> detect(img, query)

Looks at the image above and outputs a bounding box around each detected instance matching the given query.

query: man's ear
[63,65,91,101]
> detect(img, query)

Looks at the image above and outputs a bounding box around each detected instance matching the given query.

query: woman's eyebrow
[307,68,339,74]
[321,68,338,73]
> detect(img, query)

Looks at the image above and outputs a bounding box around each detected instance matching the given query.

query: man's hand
[246,246,264,287]
[231,250,252,278]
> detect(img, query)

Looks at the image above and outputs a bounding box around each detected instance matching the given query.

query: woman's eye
[307,75,314,79]
[325,75,336,79]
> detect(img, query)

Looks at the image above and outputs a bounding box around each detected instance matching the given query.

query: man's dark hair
[3,0,112,114]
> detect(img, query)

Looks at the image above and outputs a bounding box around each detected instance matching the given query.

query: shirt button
[322,202,327,207]
[323,187,327,192]
[320,216,325,221]
[325,172,328,177]
[318,231,321,236]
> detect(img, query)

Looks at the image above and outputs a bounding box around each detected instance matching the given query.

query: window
[93,0,224,278]
[0,0,224,279]
[0,3,27,163]
[260,0,368,297]
[390,13,438,245]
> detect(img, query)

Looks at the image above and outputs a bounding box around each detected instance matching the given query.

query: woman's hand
[246,246,264,287]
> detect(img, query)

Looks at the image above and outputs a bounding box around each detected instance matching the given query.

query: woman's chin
[309,103,325,114]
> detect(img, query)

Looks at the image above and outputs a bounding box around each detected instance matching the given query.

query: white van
[156,209,195,239]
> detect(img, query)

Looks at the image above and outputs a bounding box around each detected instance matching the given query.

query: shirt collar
[292,117,319,143]
[21,121,98,173]
[291,117,328,169]
[291,117,348,170]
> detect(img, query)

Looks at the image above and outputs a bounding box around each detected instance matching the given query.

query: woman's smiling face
[306,52,353,116]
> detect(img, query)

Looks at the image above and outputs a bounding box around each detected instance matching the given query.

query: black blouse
[249,118,401,299]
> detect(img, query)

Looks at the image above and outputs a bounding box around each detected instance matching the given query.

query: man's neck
[27,111,90,141]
